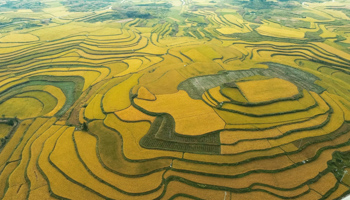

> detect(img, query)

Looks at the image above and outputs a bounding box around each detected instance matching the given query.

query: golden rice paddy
[0,0,349,199]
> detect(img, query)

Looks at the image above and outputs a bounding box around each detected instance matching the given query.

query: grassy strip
[72,130,165,196]
[87,120,172,176]
[139,114,221,154]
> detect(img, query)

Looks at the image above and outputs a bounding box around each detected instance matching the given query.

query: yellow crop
[236,78,299,103]
[49,126,134,199]
[74,131,165,194]
[38,127,102,199]
[104,114,182,159]
[184,147,284,164]
[221,128,282,145]
[134,90,225,136]
[216,91,329,128]
[0,124,12,138]
[85,94,105,120]
[0,34,38,42]
[144,70,185,95]
[0,162,19,198]
[160,180,225,200]
[310,172,338,195]
[173,155,292,176]
[137,86,156,101]
[221,90,315,116]
[268,92,343,147]
[0,120,33,169]
[9,118,50,161]
[0,4,348,198]
[252,184,309,198]
[102,74,141,112]
[4,119,51,190]
[202,91,217,107]
[43,85,66,116]
[115,106,155,122]
[5,125,61,199]
[28,185,56,200]
[313,42,350,60]
[118,58,143,76]
[27,124,61,191]
[208,86,229,103]
[38,70,100,91]
[221,87,248,103]
[256,24,305,39]
[326,184,349,200]
[221,140,272,154]
[16,91,57,116]
[0,98,43,119]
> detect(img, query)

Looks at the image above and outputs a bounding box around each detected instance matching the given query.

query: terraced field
[0,0,350,199]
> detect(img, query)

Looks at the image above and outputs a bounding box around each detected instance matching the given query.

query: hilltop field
[0,0,350,199]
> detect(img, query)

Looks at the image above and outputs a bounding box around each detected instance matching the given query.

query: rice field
[0,0,349,199]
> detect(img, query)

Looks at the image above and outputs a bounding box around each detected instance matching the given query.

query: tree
[81,122,88,131]
[6,118,15,126]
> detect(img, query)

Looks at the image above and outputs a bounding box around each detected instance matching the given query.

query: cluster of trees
[135,2,172,8]
[0,0,45,11]
[246,0,271,9]
[62,1,173,21]
[61,0,112,12]
[0,117,17,149]
[116,2,173,19]
[125,10,152,18]
[169,22,179,37]
[15,22,42,30]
